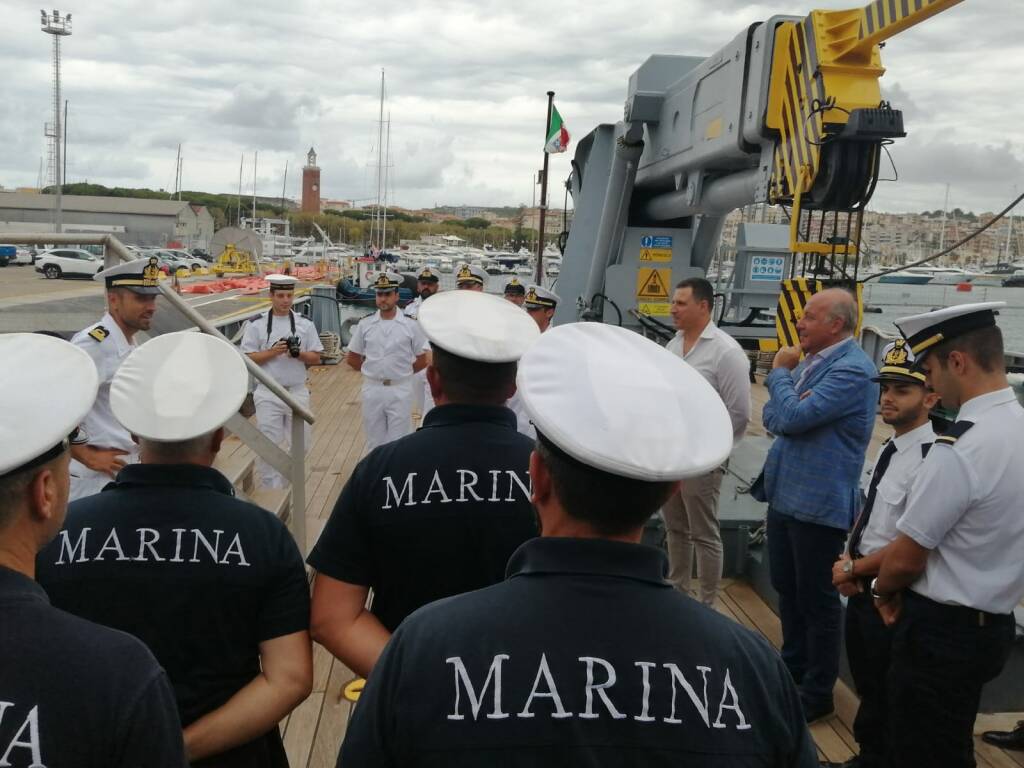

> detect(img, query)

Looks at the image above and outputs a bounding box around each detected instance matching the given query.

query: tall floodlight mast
[40,9,72,233]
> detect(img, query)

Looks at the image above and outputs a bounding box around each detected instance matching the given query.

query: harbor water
[863,283,1024,352]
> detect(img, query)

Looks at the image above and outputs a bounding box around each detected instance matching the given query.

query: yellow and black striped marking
[775,280,864,347]
[776,278,822,347]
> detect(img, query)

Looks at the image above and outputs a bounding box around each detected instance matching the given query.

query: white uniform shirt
[666,321,751,443]
[897,388,1024,614]
[240,311,323,390]
[857,421,936,556]
[348,311,427,381]
[70,312,138,453]
[403,296,423,320]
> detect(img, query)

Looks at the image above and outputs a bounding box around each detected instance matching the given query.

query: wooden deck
[275,363,1023,767]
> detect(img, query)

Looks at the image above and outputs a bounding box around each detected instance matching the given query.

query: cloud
[0,0,1020,215]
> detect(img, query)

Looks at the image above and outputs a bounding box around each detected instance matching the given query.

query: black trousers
[845,590,891,767]
[766,508,847,706]
[885,590,1015,768]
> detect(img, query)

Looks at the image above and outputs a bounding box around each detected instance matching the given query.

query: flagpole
[535,90,554,284]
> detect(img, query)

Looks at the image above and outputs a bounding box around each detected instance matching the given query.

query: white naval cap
[455,263,488,287]
[94,256,162,295]
[0,334,99,476]
[110,332,249,442]
[418,290,540,363]
[504,277,526,294]
[266,273,299,289]
[895,301,1005,357]
[524,284,559,309]
[371,271,403,292]
[517,322,733,481]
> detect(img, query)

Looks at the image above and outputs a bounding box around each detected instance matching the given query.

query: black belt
[905,589,1012,629]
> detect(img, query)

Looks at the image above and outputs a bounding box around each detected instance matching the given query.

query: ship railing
[5,233,311,556]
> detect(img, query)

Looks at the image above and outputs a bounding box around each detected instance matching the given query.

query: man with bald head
[755,287,877,723]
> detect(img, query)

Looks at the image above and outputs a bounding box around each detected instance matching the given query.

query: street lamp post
[41,9,72,234]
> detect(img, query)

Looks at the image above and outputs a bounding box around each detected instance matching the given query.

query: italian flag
[545,104,570,154]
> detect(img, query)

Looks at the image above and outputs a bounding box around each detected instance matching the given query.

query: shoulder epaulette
[934,420,975,446]
[87,325,109,343]
[921,442,933,459]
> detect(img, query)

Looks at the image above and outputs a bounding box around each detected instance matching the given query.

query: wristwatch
[870,577,890,602]
[842,559,855,576]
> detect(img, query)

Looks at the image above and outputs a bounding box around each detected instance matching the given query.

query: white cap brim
[0,334,99,475]
[419,290,540,362]
[517,323,734,481]
[111,332,249,442]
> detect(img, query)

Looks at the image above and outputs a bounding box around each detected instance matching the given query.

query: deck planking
[277,362,1022,767]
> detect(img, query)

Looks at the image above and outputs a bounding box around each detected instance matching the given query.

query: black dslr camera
[285,335,302,358]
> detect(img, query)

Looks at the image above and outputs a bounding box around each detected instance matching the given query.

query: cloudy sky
[1,0,1020,215]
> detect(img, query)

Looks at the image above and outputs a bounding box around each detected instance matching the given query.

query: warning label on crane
[637,302,671,317]
[639,248,672,262]
[636,268,671,300]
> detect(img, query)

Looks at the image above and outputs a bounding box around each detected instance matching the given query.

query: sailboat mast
[374,69,385,251]
[237,154,244,226]
[252,150,258,222]
[938,183,950,253]
[383,114,390,251]
[1006,186,1017,261]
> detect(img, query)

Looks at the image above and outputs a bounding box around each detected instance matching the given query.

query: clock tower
[301,147,321,213]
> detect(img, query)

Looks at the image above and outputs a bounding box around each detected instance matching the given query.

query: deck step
[249,487,291,523]
[213,436,256,496]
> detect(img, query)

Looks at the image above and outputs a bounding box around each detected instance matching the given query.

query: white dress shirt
[70,312,138,453]
[240,311,324,390]
[667,321,750,443]
[348,311,427,381]
[857,420,936,556]
[898,388,1024,614]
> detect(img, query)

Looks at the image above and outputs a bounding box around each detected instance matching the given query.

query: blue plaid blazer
[760,338,878,531]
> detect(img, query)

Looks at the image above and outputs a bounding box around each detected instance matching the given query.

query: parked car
[191,247,211,262]
[0,245,14,267]
[35,248,104,279]
[165,249,206,271]
[151,250,194,275]
[12,247,36,265]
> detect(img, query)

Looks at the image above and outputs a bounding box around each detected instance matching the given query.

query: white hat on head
[455,263,488,286]
[418,290,539,363]
[517,322,733,481]
[111,332,249,442]
[524,285,559,308]
[0,334,99,476]
[94,257,163,295]
[265,274,299,289]
[895,301,1005,357]
[371,271,403,292]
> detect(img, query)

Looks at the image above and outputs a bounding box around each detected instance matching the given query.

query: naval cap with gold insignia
[455,263,487,287]
[265,273,298,290]
[524,284,559,309]
[872,339,926,385]
[110,332,249,442]
[418,290,540,363]
[504,277,526,295]
[93,257,163,295]
[895,301,1005,358]
[0,333,99,477]
[416,266,439,283]
[517,322,733,481]
[371,271,403,292]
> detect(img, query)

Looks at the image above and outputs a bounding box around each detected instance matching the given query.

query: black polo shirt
[340,537,817,767]
[35,464,309,765]
[308,404,538,631]
[0,566,186,767]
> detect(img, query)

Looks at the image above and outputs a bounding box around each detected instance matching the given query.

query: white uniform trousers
[254,384,312,490]
[69,450,139,502]
[361,377,414,454]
